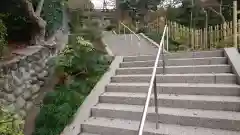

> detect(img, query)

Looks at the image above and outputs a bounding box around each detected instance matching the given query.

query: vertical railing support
[153,76,159,129]
[167,27,169,52]
[161,43,165,74]
[124,27,126,40]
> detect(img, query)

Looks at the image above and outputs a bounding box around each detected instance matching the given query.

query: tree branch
[207,7,225,22]
[20,0,37,21]
[36,0,45,16]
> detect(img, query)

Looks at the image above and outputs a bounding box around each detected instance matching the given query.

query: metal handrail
[137,25,168,135]
[119,22,141,46]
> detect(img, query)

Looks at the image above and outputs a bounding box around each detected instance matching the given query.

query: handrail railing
[119,22,141,46]
[137,25,168,135]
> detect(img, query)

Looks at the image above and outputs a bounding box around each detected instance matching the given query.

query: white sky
[91,0,181,9]
[91,0,115,9]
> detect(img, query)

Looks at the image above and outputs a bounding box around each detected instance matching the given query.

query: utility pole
[233,0,238,48]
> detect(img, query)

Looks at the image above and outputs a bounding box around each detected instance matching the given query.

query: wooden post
[233,0,238,48]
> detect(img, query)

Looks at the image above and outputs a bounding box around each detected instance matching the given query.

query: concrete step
[116,65,232,75]
[91,104,240,131]
[123,50,223,62]
[120,57,227,68]
[100,92,240,111]
[82,117,240,135]
[106,83,240,96]
[80,133,100,135]
[111,73,236,84]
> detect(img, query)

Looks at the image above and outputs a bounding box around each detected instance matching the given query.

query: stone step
[106,83,240,96]
[79,133,100,135]
[111,73,236,84]
[91,104,240,131]
[116,65,232,75]
[82,117,240,135]
[120,57,227,68]
[123,50,223,62]
[100,92,240,111]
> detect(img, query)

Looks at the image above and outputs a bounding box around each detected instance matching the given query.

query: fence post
[233,0,238,48]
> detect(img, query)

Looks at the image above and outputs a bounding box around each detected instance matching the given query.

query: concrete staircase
[80,50,240,135]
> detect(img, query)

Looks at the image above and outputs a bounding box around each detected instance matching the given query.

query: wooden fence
[148,20,239,50]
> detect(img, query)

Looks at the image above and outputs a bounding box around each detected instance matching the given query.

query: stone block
[14,86,24,97]
[30,84,40,94]
[5,94,16,102]
[16,96,26,109]
[25,101,34,110]
[19,109,26,118]
[22,90,31,100]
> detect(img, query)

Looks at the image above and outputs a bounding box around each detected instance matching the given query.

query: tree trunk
[20,0,46,45]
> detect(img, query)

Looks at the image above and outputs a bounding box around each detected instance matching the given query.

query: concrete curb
[61,56,123,135]
[224,47,240,84]
[102,37,114,56]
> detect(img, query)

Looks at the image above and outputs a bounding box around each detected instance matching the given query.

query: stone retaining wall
[0,44,59,118]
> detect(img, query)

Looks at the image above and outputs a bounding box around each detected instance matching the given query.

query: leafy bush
[33,37,111,135]
[0,18,8,58]
[0,106,24,135]
[144,32,181,52]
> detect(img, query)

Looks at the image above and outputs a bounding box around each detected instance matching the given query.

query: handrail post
[153,76,159,129]
[161,42,165,74]
[124,26,126,40]
[167,27,169,52]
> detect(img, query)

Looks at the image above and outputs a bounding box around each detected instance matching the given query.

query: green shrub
[0,18,8,58]
[34,89,83,135]
[33,37,111,135]
[144,32,181,52]
[0,106,24,135]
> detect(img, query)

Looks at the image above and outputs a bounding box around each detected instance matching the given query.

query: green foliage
[33,89,83,135]
[144,31,181,52]
[0,106,24,135]
[69,11,102,42]
[119,0,163,22]
[34,37,110,135]
[0,18,8,58]
[0,0,32,42]
[40,0,65,37]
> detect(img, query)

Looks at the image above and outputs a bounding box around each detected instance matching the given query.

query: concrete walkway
[103,33,158,56]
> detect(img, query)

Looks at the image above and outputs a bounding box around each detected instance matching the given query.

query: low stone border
[61,56,123,135]
[224,47,240,84]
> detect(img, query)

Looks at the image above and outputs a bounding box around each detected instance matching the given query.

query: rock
[32,94,39,100]
[24,81,31,89]
[14,86,24,96]
[33,65,42,73]
[11,74,22,86]
[29,69,35,75]
[0,99,7,105]
[0,78,4,86]
[39,81,45,87]
[16,96,26,109]
[6,104,16,112]
[22,90,31,100]
[30,77,38,84]
[25,102,33,110]
[0,92,4,98]
[30,84,40,94]
[19,110,26,118]
[5,94,16,102]
[38,70,48,79]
